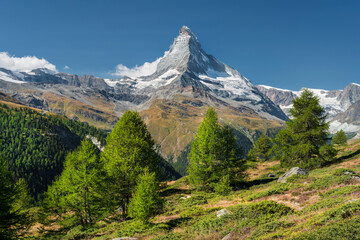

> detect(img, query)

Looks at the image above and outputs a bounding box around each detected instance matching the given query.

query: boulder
[112,238,138,240]
[217,209,232,218]
[278,167,308,183]
[222,232,236,240]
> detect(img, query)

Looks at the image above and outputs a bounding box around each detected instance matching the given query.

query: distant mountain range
[0,26,359,165]
[256,83,360,133]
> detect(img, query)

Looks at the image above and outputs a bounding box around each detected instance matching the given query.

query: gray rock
[268,173,276,178]
[217,209,232,218]
[278,167,308,183]
[112,238,138,240]
[222,232,235,240]
[351,176,360,181]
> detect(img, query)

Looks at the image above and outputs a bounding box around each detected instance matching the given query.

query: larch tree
[188,107,245,191]
[42,139,105,227]
[272,89,336,168]
[128,169,162,224]
[101,111,159,216]
[247,134,272,161]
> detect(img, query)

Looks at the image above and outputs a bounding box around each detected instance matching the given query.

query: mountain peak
[179,26,198,40]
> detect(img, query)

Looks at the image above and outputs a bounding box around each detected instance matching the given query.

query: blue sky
[1,0,359,90]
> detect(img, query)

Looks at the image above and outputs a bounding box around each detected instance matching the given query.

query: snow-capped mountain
[256,83,360,133]
[106,26,287,121]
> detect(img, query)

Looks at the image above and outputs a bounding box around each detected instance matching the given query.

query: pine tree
[42,139,105,227]
[247,134,272,161]
[101,111,159,216]
[128,169,162,224]
[273,89,336,168]
[188,108,245,190]
[0,159,17,239]
[332,130,347,145]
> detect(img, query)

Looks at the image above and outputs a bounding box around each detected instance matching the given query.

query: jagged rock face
[256,85,297,107]
[337,83,360,110]
[333,100,360,124]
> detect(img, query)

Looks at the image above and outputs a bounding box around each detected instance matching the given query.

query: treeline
[0,104,107,200]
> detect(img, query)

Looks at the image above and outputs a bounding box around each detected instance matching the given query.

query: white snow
[134,69,180,89]
[198,66,261,101]
[350,82,360,87]
[257,85,295,92]
[0,71,25,84]
[329,120,360,134]
[106,69,180,89]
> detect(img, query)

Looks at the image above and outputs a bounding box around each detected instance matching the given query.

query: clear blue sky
[1,0,359,90]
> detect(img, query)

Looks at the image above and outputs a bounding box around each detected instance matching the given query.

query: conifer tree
[128,169,162,224]
[273,89,336,168]
[101,111,159,216]
[0,159,17,239]
[332,130,347,145]
[247,134,272,161]
[42,139,105,227]
[188,107,245,190]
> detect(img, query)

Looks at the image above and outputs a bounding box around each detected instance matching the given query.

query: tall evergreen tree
[128,169,162,224]
[247,134,272,161]
[273,89,336,168]
[101,111,159,216]
[0,159,17,239]
[42,139,105,227]
[188,108,245,190]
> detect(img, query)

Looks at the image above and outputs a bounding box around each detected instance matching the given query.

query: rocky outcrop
[278,167,308,183]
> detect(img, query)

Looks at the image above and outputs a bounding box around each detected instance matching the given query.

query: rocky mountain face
[0,26,289,162]
[256,83,360,134]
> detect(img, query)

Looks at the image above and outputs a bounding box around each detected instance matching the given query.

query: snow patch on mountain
[0,70,25,84]
[329,120,360,134]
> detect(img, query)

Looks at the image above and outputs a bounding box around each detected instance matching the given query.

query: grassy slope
[27,140,360,240]
[142,95,284,159]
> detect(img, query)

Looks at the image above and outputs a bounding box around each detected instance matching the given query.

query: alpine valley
[0,26,359,173]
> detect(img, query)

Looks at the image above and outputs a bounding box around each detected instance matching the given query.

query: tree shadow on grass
[160,188,191,197]
[234,178,277,190]
[323,148,360,167]
[165,217,192,229]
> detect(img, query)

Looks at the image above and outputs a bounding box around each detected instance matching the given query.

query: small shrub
[334,168,357,176]
[247,183,293,200]
[322,186,360,198]
[179,206,204,218]
[307,175,352,190]
[301,197,346,213]
[291,216,360,240]
[180,194,208,207]
[249,200,293,216]
[249,220,295,239]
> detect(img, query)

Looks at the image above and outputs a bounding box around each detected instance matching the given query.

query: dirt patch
[247,161,280,180]
[334,156,360,169]
[153,214,180,223]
